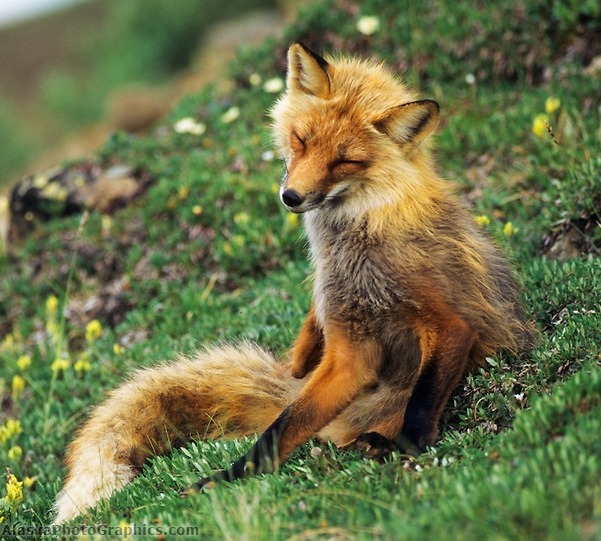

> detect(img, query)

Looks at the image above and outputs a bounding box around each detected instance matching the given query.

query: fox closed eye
[331,158,369,175]
[333,158,368,167]
[290,132,306,153]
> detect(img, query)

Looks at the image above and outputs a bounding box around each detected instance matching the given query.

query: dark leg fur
[400,362,439,449]
[344,432,409,461]
[189,407,291,492]
[348,327,475,461]
[400,343,472,450]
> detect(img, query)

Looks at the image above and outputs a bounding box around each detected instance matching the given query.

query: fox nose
[281,189,305,208]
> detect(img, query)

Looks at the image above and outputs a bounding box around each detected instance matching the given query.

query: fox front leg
[289,303,324,379]
[188,324,381,490]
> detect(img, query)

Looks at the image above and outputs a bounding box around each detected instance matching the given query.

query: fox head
[271,43,440,216]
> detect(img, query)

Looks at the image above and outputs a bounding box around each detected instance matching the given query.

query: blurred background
[0,0,307,192]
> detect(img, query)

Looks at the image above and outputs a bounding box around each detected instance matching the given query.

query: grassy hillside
[0,0,279,186]
[1,0,600,538]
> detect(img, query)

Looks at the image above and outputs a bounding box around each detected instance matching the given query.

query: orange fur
[54,43,534,523]
[277,323,381,459]
[290,303,324,379]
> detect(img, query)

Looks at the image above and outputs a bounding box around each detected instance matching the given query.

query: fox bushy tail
[54,343,302,523]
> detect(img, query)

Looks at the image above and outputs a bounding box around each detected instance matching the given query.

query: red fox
[53,43,534,523]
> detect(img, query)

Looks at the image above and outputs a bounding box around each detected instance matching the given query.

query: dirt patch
[9,162,153,242]
[542,218,601,260]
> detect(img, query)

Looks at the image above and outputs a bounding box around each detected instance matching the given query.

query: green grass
[1,0,600,539]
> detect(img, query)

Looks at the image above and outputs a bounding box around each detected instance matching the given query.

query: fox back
[272,43,533,369]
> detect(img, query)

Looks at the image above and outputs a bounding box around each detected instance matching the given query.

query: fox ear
[286,42,331,98]
[375,100,440,148]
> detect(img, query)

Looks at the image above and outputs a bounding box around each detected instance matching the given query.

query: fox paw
[345,432,399,462]
[181,470,226,497]
[345,432,423,461]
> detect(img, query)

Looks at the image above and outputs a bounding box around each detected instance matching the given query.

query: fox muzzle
[281,188,305,208]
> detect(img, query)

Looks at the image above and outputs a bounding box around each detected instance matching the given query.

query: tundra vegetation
[0,0,599,539]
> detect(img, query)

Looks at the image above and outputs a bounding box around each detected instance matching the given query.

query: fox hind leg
[395,317,476,452]
[344,316,477,460]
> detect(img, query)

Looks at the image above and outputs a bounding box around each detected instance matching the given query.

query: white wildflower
[174,117,206,136]
[249,73,262,87]
[221,106,240,124]
[261,150,275,162]
[356,15,380,36]
[263,77,284,94]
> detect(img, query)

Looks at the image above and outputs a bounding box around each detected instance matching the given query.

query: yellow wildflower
[222,242,234,256]
[41,182,67,201]
[85,319,103,343]
[11,375,25,400]
[503,222,519,236]
[32,173,49,189]
[113,343,125,355]
[101,215,113,234]
[192,205,203,216]
[23,477,35,489]
[16,355,31,371]
[178,186,190,200]
[119,520,133,538]
[249,72,262,87]
[233,212,249,225]
[545,96,561,114]
[232,235,245,247]
[5,473,23,510]
[46,295,59,316]
[51,358,70,375]
[286,213,299,230]
[474,215,490,227]
[7,446,22,461]
[74,358,92,376]
[532,114,548,138]
[1,333,15,351]
[0,419,22,444]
